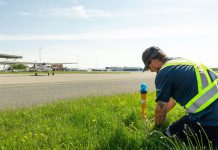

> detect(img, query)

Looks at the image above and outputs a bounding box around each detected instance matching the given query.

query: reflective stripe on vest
[185,78,218,113]
[160,59,218,113]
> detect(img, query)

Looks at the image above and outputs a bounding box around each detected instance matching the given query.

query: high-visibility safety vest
[160,59,218,114]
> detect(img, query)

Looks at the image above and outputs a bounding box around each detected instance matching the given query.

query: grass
[0,71,130,75]
[0,92,213,149]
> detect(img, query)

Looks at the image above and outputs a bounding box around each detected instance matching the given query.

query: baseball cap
[142,46,163,71]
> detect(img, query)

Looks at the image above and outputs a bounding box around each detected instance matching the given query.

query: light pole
[39,47,42,63]
[77,55,79,70]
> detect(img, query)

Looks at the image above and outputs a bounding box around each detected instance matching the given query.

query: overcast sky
[0,0,218,69]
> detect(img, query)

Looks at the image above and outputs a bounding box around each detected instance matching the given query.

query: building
[52,64,64,71]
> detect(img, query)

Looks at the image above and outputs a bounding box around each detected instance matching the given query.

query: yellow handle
[141,93,147,119]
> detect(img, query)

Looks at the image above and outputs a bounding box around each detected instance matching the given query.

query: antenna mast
[39,47,42,63]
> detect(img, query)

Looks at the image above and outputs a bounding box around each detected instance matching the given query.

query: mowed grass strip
[0,92,185,149]
[0,71,130,75]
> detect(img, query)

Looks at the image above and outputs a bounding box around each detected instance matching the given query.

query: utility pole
[39,47,42,63]
[77,55,79,70]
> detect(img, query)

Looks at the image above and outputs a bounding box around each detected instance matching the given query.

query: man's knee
[165,118,217,147]
[165,116,196,141]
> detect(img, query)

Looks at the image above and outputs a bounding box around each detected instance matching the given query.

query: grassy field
[0,92,212,149]
[0,71,130,75]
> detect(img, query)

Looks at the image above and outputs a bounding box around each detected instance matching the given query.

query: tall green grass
[0,71,129,75]
[0,92,212,149]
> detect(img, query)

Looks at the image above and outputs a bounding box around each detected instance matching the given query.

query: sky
[0,0,218,69]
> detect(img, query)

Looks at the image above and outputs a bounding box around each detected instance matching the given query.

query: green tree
[10,64,27,70]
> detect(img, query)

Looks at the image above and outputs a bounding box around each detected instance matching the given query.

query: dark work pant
[167,115,218,148]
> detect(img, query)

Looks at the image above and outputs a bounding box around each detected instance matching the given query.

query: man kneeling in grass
[142,46,218,148]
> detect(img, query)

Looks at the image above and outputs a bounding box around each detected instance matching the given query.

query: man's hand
[155,101,167,126]
[155,99,176,127]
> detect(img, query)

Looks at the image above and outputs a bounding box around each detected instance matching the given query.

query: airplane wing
[45,62,78,65]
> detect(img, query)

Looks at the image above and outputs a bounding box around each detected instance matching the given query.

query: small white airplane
[0,54,78,76]
[27,62,75,76]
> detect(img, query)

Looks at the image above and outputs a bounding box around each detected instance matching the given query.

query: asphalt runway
[0,72,156,109]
